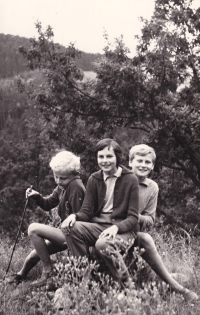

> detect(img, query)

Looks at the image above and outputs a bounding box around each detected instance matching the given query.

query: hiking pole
[4,186,32,280]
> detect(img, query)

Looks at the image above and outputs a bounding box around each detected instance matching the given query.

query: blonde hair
[49,150,80,174]
[129,144,156,164]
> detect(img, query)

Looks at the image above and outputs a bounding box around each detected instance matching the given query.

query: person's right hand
[26,187,39,199]
[61,214,77,229]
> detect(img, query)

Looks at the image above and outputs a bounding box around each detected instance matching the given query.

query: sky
[1,0,199,55]
[0,0,157,55]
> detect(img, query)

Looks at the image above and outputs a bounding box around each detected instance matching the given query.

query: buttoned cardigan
[76,166,139,234]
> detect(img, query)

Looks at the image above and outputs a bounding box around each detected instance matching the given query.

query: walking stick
[4,187,32,279]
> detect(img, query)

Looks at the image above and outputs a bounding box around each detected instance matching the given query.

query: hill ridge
[0,33,101,78]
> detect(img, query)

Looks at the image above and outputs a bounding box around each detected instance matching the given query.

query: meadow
[0,225,199,315]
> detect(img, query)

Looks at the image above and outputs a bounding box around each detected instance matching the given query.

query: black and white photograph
[0,0,200,314]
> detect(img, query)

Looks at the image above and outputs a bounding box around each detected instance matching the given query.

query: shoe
[181,288,199,301]
[6,274,26,285]
[30,270,54,288]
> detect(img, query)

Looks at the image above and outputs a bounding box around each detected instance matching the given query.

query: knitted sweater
[33,176,85,222]
[139,177,159,231]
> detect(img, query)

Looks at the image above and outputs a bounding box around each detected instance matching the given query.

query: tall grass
[0,227,199,315]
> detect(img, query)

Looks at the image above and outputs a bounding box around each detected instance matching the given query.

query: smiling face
[129,153,154,181]
[53,170,73,189]
[97,146,118,176]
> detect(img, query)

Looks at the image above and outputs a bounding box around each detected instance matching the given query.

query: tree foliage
[18,1,200,187]
[0,0,200,235]
[137,0,200,186]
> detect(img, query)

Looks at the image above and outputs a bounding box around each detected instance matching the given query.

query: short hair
[94,138,122,167]
[129,144,156,164]
[49,150,80,175]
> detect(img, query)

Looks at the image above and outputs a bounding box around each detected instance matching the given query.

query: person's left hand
[99,225,119,241]
[61,214,76,229]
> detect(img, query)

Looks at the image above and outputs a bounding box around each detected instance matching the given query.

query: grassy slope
[0,228,200,315]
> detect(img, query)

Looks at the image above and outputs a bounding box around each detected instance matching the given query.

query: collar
[139,177,150,187]
[103,166,122,181]
[58,175,80,190]
[92,165,133,180]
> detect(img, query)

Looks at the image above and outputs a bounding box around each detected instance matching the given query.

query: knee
[95,238,108,253]
[137,232,155,251]
[69,222,85,236]
[70,222,79,233]
[28,223,41,237]
[63,222,81,241]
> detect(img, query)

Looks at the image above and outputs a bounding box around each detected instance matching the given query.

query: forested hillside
[0,34,29,78]
[0,33,101,78]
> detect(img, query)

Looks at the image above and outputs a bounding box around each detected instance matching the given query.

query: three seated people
[8,139,198,300]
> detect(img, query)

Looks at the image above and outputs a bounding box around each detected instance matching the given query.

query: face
[129,153,154,181]
[97,146,118,176]
[53,170,73,189]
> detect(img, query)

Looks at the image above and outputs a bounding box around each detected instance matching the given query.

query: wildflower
[117,292,125,301]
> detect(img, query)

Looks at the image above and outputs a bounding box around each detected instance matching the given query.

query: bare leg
[137,232,184,291]
[18,250,40,277]
[28,223,67,275]
[18,240,67,277]
[136,232,199,300]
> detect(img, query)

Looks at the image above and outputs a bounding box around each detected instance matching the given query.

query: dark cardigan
[33,176,85,222]
[76,166,139,234]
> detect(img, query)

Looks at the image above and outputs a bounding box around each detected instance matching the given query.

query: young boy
[129,144,198,300]
[129,144,158,232]
[8,150,85,287]
[61,138,139,283]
